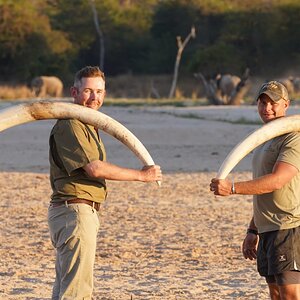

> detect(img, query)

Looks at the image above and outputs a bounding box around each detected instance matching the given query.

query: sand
[1,104,300,299]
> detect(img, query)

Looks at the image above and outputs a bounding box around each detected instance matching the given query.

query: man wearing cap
[210,81,300,299]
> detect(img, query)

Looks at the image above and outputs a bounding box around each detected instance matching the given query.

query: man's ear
[285,100,290,108]
[70,86,77,98]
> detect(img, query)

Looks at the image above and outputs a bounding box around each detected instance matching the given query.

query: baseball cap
[256,80,289,102]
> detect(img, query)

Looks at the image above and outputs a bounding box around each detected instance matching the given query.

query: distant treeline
[1,0,300,85]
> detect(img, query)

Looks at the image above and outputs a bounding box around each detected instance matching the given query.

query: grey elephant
[214,73,241,104]
[194,68,250,105]
[31,76,63,97]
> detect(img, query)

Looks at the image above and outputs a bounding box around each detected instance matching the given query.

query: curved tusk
[217,115,300,179]
[0,101,161,186]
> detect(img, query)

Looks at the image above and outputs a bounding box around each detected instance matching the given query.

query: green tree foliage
[93,0,157,74]
[147,0,201,74]
[0,0,300,83]
[187,0,300,78]
[50,0,157,75]
[0,0,71,81]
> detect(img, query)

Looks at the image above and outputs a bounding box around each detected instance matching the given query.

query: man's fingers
[242,248,257,260]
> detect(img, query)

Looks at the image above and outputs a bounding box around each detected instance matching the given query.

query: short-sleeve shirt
[49,119,107,203]
[253,132,300,233]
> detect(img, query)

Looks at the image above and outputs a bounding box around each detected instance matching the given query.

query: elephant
[195,69,250,105]
[215,73,241,104]
[30,76,63,97]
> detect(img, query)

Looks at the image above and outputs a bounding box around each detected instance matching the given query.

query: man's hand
[242,233,258,260]
[210,178,232,196]
[141,165,162,182]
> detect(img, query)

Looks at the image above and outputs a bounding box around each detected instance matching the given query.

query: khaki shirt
[253,132,300,233]
[49,119,107,203]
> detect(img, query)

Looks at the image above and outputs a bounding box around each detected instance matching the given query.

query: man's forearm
[235,173,281,195]
[84,160,142,181]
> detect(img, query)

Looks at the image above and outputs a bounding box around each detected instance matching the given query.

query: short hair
[74,66,105,88]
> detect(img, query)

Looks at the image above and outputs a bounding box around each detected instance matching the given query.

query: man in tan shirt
[210,81,300,299]
[48,66,162,300]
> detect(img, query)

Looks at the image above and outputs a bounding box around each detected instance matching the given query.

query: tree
[89,0,105,70]
[0,0,72,81]
[169,26,196,98]
[148,0,201,74]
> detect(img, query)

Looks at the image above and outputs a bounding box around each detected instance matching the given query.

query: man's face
[257,93,289,123]
[71,77,106,110]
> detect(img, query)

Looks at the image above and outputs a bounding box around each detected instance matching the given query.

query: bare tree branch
[168,26,196,99]
[194,72,224,105]
[228,68,250,105]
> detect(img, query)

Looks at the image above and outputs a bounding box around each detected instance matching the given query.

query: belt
[50,198,100,211]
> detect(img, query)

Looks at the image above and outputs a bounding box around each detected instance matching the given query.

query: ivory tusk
[0,101,161,186]
[217,115,300,179]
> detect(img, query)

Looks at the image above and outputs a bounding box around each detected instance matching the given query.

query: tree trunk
[89,0,105,71]
[228,68,250,105]
[169,26,196,99]
[194,72,224,105]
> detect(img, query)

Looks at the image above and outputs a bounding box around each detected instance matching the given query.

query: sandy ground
[1,103,300,299]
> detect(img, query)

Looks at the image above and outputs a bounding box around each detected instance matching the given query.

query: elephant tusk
[0,101,161,186]
[217,115,300,179]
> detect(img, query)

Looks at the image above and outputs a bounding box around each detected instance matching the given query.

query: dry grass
[0,74,202,101]
[1,74,299,102]
[106,74,203,99]
[104,97,209,107]
[0,84,33,100]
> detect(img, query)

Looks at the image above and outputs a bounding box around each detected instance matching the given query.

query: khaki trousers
[48,203,100,300]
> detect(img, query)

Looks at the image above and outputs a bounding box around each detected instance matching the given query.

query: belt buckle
[92,201,100,211]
